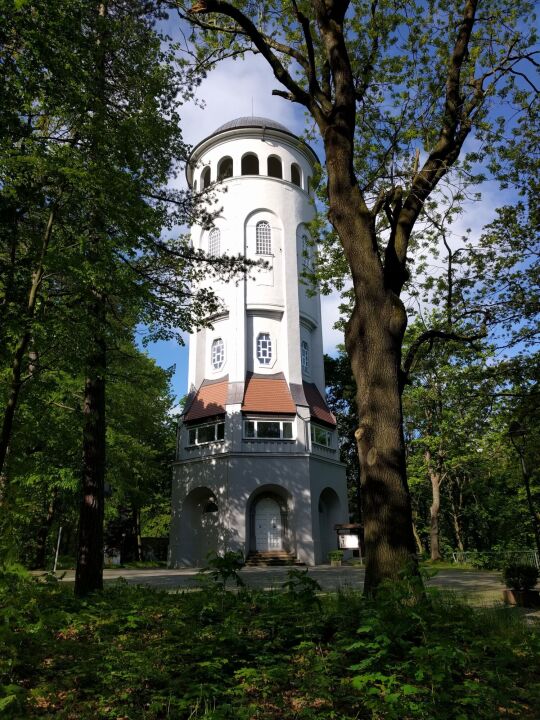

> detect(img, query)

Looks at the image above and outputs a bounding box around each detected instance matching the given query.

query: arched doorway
[318,487,341,562]
[246,486,292,555]
[178,487,220,565]
[255,496,282,551]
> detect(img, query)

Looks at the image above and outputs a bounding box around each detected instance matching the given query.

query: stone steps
[245,551,304,567]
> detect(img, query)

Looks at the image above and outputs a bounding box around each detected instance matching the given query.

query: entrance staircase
[245,550,304,567]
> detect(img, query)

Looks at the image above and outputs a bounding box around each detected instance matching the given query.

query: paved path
[52,565,505,594]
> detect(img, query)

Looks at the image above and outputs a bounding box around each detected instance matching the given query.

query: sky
[142,52,345,405]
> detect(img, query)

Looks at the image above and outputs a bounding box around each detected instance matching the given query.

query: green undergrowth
[1,566,539,719]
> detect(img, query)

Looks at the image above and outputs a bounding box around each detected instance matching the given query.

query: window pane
[256,221,272,255]
[301,340,309,371]
[217,422,225,440]
[257,421,281,439]
[256,333,272,365]
[211,337,225,370]
[209,228,220,257]
[283,422,293,439]
[188,428,197,445]
[198,424,216,443]
[245,421,255,438]
[291,163,301,187]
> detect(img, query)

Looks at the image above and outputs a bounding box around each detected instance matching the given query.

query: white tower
[169,117,348,566]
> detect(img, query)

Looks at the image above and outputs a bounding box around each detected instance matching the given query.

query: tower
[169,117,348,566]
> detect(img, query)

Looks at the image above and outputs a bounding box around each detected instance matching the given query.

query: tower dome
[169,115,348,568]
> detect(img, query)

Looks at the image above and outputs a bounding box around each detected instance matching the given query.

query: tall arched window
[291,163,301,187]
[241,153,259,175]
[256,221,272,255]
[301,340,310,372]
[267,156,283,179]
[193,179,198,191]
[301,234,311,268]
[208,228,220,256]
[201,166,211,189]
[211,337,225,370]
[257,333,272,365]
[217,156,233,180]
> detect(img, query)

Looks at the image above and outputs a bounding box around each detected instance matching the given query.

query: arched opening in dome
[267,155,283,179]
[201,166,211,189]
[241,153,259,175]
[217,156,233,180]
[291,163,301,187]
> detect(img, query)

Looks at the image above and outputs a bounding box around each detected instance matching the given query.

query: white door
[255,497,282,551]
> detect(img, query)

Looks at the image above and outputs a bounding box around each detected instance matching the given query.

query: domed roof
[211,116,292,136]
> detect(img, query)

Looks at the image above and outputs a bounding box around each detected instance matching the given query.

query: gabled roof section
[303,382,336,427]
[183,376,228,422]
[242,372,296,415]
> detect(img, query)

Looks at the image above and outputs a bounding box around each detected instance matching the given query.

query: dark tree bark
[0,208,56,481]
[75,320,107,596]
[33,492,57,570]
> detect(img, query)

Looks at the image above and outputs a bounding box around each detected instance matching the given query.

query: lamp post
[508,421,540,560]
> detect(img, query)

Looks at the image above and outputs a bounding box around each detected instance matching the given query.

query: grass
[1,565,539,719]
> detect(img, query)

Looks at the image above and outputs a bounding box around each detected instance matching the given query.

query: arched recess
[267,155,283,179]
[241,153,259,175]
[217,156,233,180]
[246,485,293,555]
[201,166,211,189]
[318,487,341,562]
[178,486,220,565]
[290,163,301,187]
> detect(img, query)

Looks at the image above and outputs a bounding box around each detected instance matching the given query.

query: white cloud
[180,54,305,147]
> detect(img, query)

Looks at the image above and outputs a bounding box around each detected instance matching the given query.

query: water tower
[169,117,348,566]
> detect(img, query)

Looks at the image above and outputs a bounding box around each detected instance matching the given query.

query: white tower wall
[170,118,349,567]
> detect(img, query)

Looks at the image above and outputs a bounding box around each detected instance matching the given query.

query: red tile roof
[183,376,228,422]
[242,373,296,414]
[303,382,336,427]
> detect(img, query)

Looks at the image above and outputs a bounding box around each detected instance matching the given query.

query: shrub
[502,564,539,590]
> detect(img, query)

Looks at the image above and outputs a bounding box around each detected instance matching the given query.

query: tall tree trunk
[75,319,106,596]
[412,520,425,555]
[449,481,465,552]
[325,131,418,596]
[425,449,443,561]
[74,1,108,597]
[33,492,57,569]
[0,208,56,481]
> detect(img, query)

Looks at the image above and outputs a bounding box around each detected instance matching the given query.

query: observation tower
[169,117,348,566]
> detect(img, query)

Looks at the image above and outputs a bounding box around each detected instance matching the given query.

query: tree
[177,0,538,593]
[0,0,249,593]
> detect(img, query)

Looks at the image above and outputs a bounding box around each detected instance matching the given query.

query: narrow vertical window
[291,163,301,187]
[257,333,272,365]
[217,156,233,180]
[241,154,259,175]
[211,338,225,370]
[208,228,220,256]
[302,234,311,268]
[256,221,272,255]
[301,340,309,372]
[268,156,283,179]
[201,166,211,189]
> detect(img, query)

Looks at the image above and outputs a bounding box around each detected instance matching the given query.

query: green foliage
[503,564,539,591]
[198,551,246,589]
[1,573,539,719]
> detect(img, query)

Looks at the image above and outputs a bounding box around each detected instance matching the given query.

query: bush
[503,564,539,590]
[1,572,539,719]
